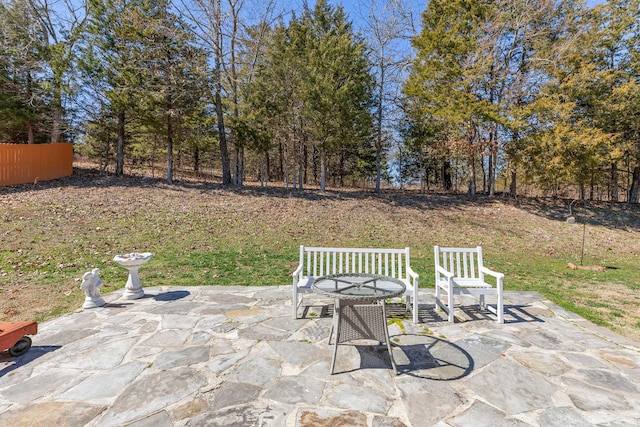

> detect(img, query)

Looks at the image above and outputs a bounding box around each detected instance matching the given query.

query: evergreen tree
[301,0,374,191]
[405,0,492,195]
[246,1,374,191]
[80,0,208,182]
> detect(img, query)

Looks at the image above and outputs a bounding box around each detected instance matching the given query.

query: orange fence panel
[0,143,73,186]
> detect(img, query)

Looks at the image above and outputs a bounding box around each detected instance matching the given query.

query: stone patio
[1,286,639,426]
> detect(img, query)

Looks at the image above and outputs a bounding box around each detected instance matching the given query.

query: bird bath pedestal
[113,252,153,300]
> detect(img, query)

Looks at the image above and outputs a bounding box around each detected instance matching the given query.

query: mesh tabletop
[312,273,405,301]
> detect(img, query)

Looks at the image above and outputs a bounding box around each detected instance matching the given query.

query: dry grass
[2,161,640,340]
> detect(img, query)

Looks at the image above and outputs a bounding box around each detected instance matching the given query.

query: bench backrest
[435,246,484,279]
[300,246,410,280]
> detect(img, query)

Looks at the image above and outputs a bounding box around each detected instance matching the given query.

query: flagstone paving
[1,285,639,426]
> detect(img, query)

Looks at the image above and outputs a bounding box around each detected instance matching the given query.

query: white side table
[113,252,153,300]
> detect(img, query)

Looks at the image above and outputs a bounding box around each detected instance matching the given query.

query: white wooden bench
[434,246,504,323]
[292,246,419,323]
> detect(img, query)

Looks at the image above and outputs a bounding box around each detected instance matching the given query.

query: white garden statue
[80,268,106,309]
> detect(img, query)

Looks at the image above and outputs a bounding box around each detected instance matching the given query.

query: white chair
[434,246,504,323]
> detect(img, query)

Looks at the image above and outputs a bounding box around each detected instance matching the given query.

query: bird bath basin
[113,252,153,300]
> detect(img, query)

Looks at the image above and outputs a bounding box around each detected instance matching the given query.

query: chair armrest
[479,266,504,280]
[407,266,419,281]
[292,264,303,280]
[435,265,454,280]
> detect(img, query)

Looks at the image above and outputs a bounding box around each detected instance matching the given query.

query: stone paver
[1,286,640,426]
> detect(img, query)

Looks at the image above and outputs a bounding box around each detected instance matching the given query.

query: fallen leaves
[57,262,77,269]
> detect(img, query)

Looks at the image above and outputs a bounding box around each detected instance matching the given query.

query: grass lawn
[2,164,640,341]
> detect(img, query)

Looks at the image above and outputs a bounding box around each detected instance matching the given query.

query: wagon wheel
[8,336,32,357]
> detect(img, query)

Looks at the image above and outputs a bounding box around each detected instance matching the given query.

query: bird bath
[113,252,153,300]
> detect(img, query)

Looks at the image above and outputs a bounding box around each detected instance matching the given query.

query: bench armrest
[480,266,504,280]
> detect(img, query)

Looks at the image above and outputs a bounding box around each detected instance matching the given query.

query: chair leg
[292,295,297,320]
[448,289,455,323]
[328,305,338,345]
[382,302,398,375]
[497,292,504,324]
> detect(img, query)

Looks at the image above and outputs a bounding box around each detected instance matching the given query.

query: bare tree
[178,0,231,184]
[175,0,280,186]
[356,0,418,193]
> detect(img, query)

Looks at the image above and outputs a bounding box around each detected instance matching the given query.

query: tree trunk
[116,111,125,176]
[489,153,496,196]
[510,167,517,198]
[229,0,242,187]
[214,0,231,185]
[611,162,619,202]
[265,152,270,183]
[339,151,345,187]
[26,73,34,144]
[194,147,200,174]
[27,124,34,144]
[50,85,62,144]
[468,153,476,196]
[167,94,173,185]
[374,64,384,194]
[215,94,230,185]
[303,143,308,186]
[233,146,244,186]
[278,142,284,182]
[442,160,452,191]
[313,145,318,183]
[298,139,304,190]
[320,147,326,192]
[260,152,269,188]
[628,165,640,203]
[482,155,487,195]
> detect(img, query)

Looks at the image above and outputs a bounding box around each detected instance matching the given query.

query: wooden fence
[0,143,73,186]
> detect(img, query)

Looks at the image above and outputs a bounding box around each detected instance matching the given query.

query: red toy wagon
[0,321,37,357]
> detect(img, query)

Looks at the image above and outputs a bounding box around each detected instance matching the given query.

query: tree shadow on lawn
[509,197,640,230]
[4,165,639,230]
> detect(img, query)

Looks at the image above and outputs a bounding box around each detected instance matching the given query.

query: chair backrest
[434,246,484,279]
[300,246,410,280]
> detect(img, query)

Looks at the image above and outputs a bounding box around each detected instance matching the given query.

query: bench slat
[301,249,409,279]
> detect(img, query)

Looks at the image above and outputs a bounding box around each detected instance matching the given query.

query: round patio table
[313,273,405,374]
